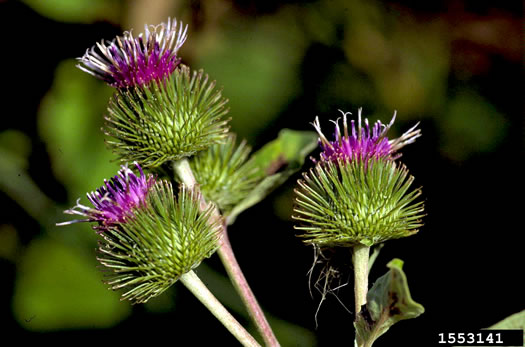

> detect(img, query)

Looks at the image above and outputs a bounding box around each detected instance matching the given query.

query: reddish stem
[217,226,280,347]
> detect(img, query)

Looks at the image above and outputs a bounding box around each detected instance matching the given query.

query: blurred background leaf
[21,0,120,23]
[13,237,130,331]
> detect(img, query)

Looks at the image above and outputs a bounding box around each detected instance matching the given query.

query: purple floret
[312,108,421,163]
[78,18,187,88]
[58,163,155,231]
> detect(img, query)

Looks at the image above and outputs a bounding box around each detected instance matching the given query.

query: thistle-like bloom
[97,183,221,303]
[78,18,187,88]
[293,109,424,247]
[58,162,155,231]
[58,165,221,303]
[312,108,421,163]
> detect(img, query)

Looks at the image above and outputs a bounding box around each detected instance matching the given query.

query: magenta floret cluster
[59,162,155,231]
[78,18,187,88]
[313,108,421,163]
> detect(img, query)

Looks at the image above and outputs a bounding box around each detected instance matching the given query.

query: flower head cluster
[58,162,155,231]
[312,108,421,164]
[78,18,187,88]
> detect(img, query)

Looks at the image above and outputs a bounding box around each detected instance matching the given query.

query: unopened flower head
[58,162,155,231]
[312,108,421,163]
[189,134,260,214]
[78,18,187,88]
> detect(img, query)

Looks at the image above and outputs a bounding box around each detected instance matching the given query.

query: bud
[58,164,222,303]
[188,134,260,214]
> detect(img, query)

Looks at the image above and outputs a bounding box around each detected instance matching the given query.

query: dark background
[1,0,523,345]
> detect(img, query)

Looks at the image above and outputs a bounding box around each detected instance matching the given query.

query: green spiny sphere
[105,65,230,167]
[293,159,424,247]
[97,181,222,303]
[189,134,260,214]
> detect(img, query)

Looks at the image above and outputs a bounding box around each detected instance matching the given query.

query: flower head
[58,162,155,231]
[58,167,222,304]
[97,184,222,303]
[78,18,187,88]
[312,108,421,163]
[293,108,424,247]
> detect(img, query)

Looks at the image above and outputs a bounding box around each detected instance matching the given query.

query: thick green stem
[353,245,370,347]
[173,159,280,347]
[180,271,260,347]
[352,245,370,315]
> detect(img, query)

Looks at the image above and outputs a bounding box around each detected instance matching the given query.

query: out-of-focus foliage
[440,90,506,161]
[13,237,130,330]
[6,58,132,330]
[22,0,120,23]
[194,8,307,141]
[38,60,118,198]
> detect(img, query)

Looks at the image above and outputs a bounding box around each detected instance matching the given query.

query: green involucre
[188,134,260,214]
[293,159,424,247]
[97,182,222,304]
[105,65,230,167]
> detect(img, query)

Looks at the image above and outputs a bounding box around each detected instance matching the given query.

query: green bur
[105,65,230,167]
[189,129,318,223]
[98,182,222,303]
[293,158,424,247]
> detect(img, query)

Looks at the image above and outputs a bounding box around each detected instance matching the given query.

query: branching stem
[174,159,280,347]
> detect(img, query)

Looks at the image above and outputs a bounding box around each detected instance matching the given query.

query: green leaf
[487,310,525,329]
[13,237,130,331]
[226,129,317,224]
[355,258,424,346]
[38,59,118,200]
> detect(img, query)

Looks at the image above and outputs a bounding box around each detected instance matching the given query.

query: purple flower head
[312,108,421,163]
[78,18,187,88]
[58,162,156,232]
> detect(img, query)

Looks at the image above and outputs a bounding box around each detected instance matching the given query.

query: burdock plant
[293,109,425,346]
[58,15,429,347]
